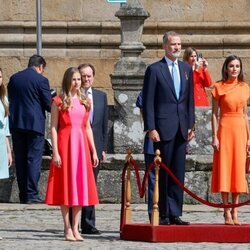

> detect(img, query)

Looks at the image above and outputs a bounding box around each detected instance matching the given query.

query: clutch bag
[246,153,250,174]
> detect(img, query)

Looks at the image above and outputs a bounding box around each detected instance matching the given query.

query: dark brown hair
[221,55,244,81]
[28,54,46,68]
[183,47,197,62]
[78,63,95,76]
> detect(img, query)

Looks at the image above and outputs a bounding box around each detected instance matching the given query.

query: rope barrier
[157,160,250,208]
[120,156,250,229]
[120,159,154,230]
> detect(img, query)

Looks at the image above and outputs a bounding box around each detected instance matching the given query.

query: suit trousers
[81,164,99,231]
[155,127,187,219]
[11,129,44,203]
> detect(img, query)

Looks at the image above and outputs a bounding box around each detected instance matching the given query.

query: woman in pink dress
[46,67,99,241]
[183,47,213,106]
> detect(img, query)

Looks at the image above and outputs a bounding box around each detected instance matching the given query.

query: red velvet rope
[157,160,250,208]
[120,158,250,230]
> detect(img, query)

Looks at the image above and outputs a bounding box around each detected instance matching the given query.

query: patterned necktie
[171,62,180,99]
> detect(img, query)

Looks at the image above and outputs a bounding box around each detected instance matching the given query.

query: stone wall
[0,0,250,105]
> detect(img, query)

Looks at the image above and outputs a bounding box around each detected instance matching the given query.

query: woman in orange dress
[211,55,249,225]
[183,47,213,106]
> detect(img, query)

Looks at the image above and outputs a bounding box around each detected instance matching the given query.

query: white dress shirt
[85,87,94,123]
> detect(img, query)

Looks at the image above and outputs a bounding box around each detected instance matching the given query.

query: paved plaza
[0,203,249,250]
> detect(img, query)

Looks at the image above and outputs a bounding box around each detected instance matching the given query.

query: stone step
[0,154,249,205]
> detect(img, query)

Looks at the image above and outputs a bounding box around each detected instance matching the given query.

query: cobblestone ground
[0,204,249,250]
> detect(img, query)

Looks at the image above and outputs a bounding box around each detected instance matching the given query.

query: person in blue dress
[0,68,12,241]
[0,68,12,180]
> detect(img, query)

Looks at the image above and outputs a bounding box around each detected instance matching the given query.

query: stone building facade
[0,0,249,203]
[0,0,250,95]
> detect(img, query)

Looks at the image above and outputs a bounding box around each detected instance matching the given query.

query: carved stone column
[111,0,149,154]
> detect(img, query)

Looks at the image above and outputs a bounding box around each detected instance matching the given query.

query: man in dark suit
[8,54,51,204]
[142,31,195,225]
[78,63,108,234]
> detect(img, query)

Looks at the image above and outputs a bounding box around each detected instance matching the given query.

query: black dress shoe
[169,217,190,225]
[26,198,44,204]
[81,228,101,235]
[159,218,170,225]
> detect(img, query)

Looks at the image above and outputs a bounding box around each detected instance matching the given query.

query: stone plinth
[112,79,143,153]
[111,0,149,154]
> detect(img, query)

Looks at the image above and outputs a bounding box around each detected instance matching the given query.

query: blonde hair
[60,67,90,111]
[0,68,9,117]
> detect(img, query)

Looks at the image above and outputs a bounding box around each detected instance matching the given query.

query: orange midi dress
[211,80,249,193]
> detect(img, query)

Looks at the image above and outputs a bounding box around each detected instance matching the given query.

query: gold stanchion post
[151,149,161,226]
[124,148,132,224]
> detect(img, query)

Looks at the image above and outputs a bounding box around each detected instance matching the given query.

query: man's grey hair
[163,31,180,44]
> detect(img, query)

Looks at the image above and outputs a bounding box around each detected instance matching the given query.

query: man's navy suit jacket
[142,58,195,141]
[8,67,51,135]
[91,88,108,159]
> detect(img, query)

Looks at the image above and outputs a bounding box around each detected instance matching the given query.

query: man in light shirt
[78,63,108,235]
[142,31,195,225]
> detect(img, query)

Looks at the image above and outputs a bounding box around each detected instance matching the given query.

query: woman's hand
[52,153,61,168]
[212,135,219,151]
[8,151,12,167]
[92,152,99,168]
